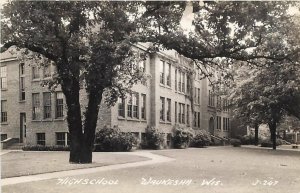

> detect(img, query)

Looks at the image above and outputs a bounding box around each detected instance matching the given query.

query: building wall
[1,45,232,146]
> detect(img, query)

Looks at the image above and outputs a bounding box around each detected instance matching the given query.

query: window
[160,97,165,121]
[178,103,181,123]
[1,100,7,123]
[43,64,51,78]
[217,116,221,130]
[159,60,165,84]
[139,60,145,72]
[118,97,125,117]
[36,133,45,146]
[209,90,215,107]
[141,94,146,119]
[55,92,64,118]
[43,92,51,119]
[166,98,171,122]
[223,118,230,131]
[197,112,200,127]
[1,134,7,141]
[198,88,200,104]
[186,76,190,94]
[187,105,190,126]
[126,93,139,118]
[127,94,132,117]
[0,66,7,89]
[32,93,40,120]
[223,117,226,131]
[178,71,182,92]
[175,102,177,123]
[194,87,197,103]
[56,132,66,146]
[175,69,177,91]
[181,104,185,124]
[182,72,185,93]
[217,96,222,109]
[20,77,25,101]
[166,63,171,86]
[20,63,25,75]
[32,66,40,79]
[194,112,197,127]
[132,93,138,118]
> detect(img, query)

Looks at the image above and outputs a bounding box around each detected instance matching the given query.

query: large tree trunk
[81,89,104,163]
[254,123,259,146]
[63,82,84,163]
[269,121,277,150]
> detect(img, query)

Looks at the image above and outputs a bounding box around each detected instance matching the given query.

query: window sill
[19,100,26,103]
[43,77,52,80]
[127,118,140,122]
[159,84,172,90]
[1,122,8,125]
[54,118,65,121]
[32,120,42,122]
[117,116,126,120]
[42,119,53,122]
[32,79,41,82]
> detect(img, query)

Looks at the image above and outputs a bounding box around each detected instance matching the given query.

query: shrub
[230,139,241,147]
[141,126,165,150]
[238,135,263,145]
[191,131,211,148]
[172,127,194,149]
[94,126,137,152]
[22,145,70,151]
[260,139,282,147]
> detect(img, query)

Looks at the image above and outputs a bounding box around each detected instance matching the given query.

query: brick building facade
[0,44,231,147]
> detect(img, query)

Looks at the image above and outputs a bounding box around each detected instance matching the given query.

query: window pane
[32,93,40,120]
[43,92,51,119]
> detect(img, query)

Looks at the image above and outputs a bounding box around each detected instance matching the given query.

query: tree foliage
[1,1,299,161]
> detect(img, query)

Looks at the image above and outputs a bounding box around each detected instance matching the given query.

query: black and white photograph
[1,1,300,193]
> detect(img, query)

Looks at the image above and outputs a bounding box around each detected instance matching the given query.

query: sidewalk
[1,151,174,186]
[241,144,300,152]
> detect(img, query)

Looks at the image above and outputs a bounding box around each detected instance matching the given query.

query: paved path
[1,151,175,186]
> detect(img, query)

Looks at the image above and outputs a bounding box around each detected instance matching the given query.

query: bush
[238,135,263,145]
[172,127,194,149]
[22,145,70,151]
[260,139,282,147]
[94,126,137,152]
[141,126,165,150]
[191,131,211,148]
[230,139,241,147]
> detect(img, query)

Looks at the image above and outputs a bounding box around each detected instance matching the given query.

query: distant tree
[229,61,300,149]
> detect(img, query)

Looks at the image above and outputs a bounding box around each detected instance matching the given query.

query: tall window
[159,60,165,84]
[187,105,190,126]
[217,96,222,109]
[166,63,171,86]
[32,93,40,120]
[118,97,125,117]
[20,77,25,101]
[139,60,145,72]
[198,88,200,104]
[178,103,181,123]
[175,102,177,123]
[223,117,226,131]
[217,116,221,130]
[181,104,185,124]
[166,98,171,122]
[160,97,165,121]
[1,100,7,123]
[132,93,138,118]
[19,63,26,101]
[175,69,177,91]
[32,66,40,79]
[127,94,132,117]
[209,90,215,107]
[178,71,182,92]
[43,64,51,78]
[186,76,190,94]
[55,92,64,118]
[43,92,51,119]
[194,112,197,127]
[36,133,45,146]
[182,72,185,93]
[197,112,200,127]
[141,94,146,119]
[0,66,7,89]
